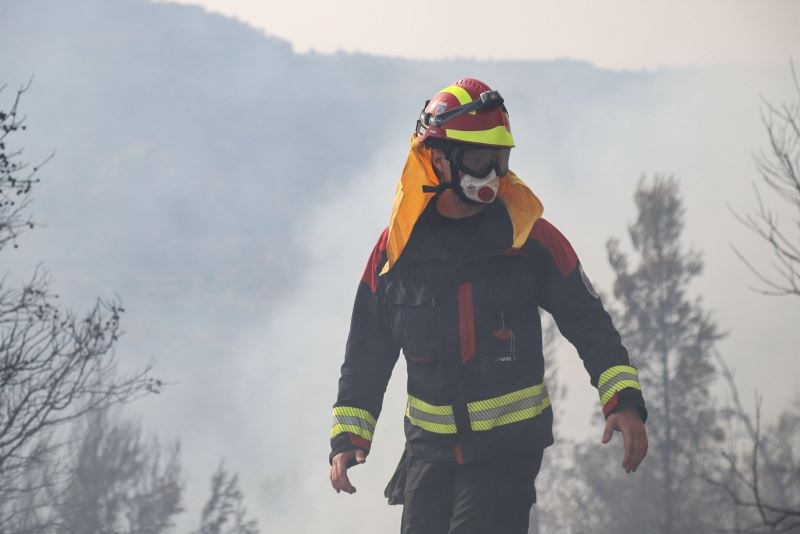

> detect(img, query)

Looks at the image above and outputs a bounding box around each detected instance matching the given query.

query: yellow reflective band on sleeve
[468,384,550,432]
[330,406,377,441]
[330,424,373,442]
[332,406,377,426]
[440,85,473,106]
[597,365,641,407]
[445,125,515,147]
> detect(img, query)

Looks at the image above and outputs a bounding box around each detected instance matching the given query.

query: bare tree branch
[705,357,800,532]
[732,62,800,298]
[0,80,162,530]
[0,80,49,251]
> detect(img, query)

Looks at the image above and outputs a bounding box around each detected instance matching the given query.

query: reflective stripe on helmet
[446,125,515,147]
[330,406,377,441]
[597,365,641,408]
[440,84,473,106]
[406,383,550,434]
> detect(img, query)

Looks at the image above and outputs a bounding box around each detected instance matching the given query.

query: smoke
[517,65,800,442]
[177,65,800,530]
[4,4,797,522]
[221,142,411,531]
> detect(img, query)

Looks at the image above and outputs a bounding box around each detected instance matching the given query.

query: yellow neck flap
[381,138,544,275]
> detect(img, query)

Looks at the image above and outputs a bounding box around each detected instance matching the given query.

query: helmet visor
[451,147,511,178]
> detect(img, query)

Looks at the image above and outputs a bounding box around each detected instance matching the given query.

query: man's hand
[330,449,367,494]
[602,408,648,473]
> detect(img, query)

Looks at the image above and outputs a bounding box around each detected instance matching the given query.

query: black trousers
[400,451,544,534]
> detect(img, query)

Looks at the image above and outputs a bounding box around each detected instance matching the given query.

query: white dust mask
[459,169,499,204]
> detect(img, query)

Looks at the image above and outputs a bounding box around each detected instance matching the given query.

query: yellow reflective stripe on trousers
[406,383,550,434]
[406,395,457,434]
[330,406,376,441]
[468,384,550,432]
[445,125,515,147]
[597,365,641,407]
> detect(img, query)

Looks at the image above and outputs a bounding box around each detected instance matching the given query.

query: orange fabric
[380,138,544,274]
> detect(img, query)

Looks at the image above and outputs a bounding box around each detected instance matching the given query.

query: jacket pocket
[469,275,536,380]
[385,280,441,360]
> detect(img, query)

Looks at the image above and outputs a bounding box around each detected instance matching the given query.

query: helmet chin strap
[421,160,483,207]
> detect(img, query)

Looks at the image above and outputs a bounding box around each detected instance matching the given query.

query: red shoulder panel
[529,218,578,277]
[361,228,389,293]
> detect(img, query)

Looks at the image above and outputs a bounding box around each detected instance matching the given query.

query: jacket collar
[397,200,516,266]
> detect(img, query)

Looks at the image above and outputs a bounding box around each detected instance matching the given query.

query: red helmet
[414,78,515,148]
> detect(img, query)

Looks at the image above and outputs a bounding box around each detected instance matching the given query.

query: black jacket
[330,200,646,465]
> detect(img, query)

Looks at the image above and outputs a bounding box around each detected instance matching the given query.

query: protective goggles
[448,146,511,178]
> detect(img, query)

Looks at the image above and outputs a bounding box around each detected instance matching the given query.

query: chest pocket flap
[385,279,442,360]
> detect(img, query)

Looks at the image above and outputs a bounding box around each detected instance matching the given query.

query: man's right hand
[330,449,366,494]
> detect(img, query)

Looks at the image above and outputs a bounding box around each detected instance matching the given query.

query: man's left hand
[602,408,648,473]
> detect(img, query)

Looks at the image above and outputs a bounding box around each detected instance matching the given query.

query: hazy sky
[165,0,800,69]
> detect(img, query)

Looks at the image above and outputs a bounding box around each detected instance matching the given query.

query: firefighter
[329,78,648,533]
